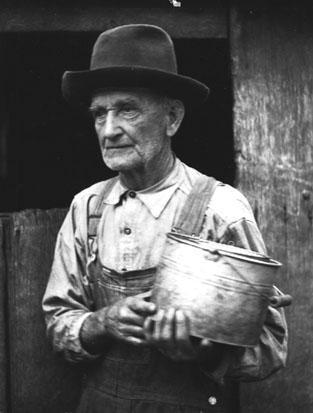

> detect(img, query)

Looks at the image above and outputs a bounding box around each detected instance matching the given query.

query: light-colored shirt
[42,158,287,381]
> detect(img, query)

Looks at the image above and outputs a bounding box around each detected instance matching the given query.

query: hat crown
[62,24,210,107]
[90,24,178,73]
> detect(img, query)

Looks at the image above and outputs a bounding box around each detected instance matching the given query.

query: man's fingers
[143,316,154,340]
[151,309,164,341]
[145,308,175,342]
[122,324,146,339]
[109,304,145,327]
[128,296,156,315]
[144,309,176,355]
[159,308,176,345]
[145,308,190,344]
[125,336,146,346]
[120,309,145,326]
[175,310,190,342]
[174,310,195,356]
[144,308,201,361]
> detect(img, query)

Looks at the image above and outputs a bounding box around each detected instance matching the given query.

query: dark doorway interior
[0,33,234,211]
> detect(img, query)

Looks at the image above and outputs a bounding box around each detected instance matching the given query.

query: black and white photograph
[0,1,309,412]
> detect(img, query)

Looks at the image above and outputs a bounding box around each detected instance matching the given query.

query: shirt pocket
[94,264,156,307]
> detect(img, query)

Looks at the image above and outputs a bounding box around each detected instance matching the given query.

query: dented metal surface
[151,233,281,347]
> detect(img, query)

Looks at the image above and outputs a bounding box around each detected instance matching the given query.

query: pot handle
[269,286,292,308]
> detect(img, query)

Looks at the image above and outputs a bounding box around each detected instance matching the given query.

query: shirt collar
[103,157,186,218]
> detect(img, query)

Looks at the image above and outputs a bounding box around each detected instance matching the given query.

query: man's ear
[166,99,185,138]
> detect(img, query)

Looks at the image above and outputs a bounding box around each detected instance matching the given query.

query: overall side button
[208,396,217,406]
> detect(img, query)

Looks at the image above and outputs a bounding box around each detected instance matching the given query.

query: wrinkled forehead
[90,87,167,107]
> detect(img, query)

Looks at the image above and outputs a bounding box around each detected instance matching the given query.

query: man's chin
[103,157,139,172]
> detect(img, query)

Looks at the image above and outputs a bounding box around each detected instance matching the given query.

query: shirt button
[208,396,217,405]
[124,227,132,235]
[129,191,136,198]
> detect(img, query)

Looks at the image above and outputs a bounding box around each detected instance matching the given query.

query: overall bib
[77,176,238,413]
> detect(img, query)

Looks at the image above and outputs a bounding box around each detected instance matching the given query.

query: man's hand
[105,293,156,345]
[144,308,216,361]
[80,292,156,354]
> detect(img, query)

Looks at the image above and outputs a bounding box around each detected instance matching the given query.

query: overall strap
[173,175,218,237]
[86,178,117,247]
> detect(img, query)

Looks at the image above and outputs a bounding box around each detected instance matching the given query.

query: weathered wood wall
[0,217,9,413]
[4,210,83,413]
[231,7,313,413]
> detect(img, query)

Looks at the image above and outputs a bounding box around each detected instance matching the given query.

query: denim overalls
[76,176,238,413]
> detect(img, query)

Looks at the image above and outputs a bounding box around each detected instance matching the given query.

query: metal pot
[151,232,282,347]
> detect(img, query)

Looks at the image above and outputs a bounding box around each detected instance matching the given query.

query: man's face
[90,89,172,173]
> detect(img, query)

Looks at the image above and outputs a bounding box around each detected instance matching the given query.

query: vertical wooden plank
[0,37,15,213]
[0,217,9,413]
[230,6,313,413]
[8,209,82,413]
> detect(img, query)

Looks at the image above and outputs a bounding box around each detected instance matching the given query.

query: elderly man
[43,24,287,412]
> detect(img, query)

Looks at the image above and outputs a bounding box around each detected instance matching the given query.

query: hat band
[91,51,177,73]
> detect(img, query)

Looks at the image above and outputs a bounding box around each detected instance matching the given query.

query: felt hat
[62,24,209,107]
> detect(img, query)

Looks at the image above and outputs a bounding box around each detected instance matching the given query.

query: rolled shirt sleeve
[200,183,288,382]
[42,196,98,362]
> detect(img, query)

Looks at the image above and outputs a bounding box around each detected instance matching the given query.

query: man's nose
[101,110,121,140]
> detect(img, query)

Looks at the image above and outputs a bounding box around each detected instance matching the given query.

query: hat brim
[62,66,210,108]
